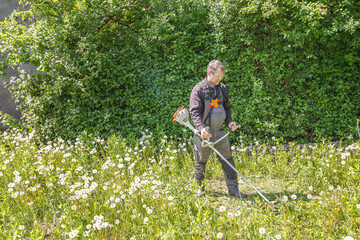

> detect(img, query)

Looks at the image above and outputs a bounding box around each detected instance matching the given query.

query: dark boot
[229,192,248,198]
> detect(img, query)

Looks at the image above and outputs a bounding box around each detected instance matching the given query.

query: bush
[1,0,359,142]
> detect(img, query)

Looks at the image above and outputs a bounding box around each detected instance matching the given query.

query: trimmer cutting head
[262,200,280,215]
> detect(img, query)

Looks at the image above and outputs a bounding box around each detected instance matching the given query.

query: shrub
[1,0,359,142]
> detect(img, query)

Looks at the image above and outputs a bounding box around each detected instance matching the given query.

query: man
[189,59,247,198]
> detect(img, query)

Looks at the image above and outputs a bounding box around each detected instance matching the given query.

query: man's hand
[228,122,239,132]
[201,128,212,139]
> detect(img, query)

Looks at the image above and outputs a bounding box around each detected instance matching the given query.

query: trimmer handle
[206,123,239,134]
[200,126,211,147]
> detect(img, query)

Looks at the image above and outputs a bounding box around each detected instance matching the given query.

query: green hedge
[1,0,359,143]
[219,0,360,143]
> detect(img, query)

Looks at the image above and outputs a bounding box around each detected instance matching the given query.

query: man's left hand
[228,122,239,132]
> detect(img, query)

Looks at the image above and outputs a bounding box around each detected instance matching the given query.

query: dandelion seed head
[101,222,109,228]
[259,227,265,234]
[219,206,226,212]
[68,230,78,239]
[217,232,223,239]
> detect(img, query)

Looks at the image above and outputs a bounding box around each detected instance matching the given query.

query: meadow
[0,128,359,239]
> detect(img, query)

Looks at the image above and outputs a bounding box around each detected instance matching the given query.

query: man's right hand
[201,128,212,139]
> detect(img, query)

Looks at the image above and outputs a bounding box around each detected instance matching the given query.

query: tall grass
[0,129,359,239]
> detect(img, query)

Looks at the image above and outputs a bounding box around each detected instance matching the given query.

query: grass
[0,128,359,239]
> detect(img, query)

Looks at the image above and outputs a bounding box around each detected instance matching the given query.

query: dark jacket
[189,77,233,132]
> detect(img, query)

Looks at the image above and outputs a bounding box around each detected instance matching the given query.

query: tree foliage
[0,0,359,142]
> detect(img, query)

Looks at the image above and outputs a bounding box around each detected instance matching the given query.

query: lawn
[0,128,359,239]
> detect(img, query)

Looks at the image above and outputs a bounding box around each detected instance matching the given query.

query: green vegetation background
[1,0,359,143]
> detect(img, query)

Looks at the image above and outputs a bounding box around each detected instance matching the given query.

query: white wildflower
[68,230,78,239]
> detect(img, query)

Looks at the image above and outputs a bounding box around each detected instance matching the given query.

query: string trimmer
[173,107,279,214]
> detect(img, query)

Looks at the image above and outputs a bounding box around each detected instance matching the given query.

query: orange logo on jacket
[208,98,220,108]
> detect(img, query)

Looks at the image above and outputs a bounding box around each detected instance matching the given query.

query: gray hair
[207,60,225,74]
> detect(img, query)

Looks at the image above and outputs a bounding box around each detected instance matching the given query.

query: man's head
[207,60,225,87]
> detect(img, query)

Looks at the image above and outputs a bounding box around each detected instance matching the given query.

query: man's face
[207,70,224,87]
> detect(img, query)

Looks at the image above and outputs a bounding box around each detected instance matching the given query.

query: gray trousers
[193,128,240,195]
